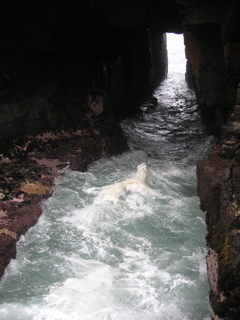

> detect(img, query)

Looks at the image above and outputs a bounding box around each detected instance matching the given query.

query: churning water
[0,34,214,319]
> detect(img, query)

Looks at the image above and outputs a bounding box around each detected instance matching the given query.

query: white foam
[43,257,117,320]
[0,142,212,319]
[94,163,159,203]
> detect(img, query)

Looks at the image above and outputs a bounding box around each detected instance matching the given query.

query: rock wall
[197,86,240,320]
[180,2,240,319]
[92,29,167,120]
[0,27,167,139]
[184,26,230,135]
[179,1,240,136]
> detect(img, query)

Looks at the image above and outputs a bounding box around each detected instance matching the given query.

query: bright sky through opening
[167,33,186,75]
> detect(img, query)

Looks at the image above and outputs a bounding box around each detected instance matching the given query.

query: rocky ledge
[197,85,240,320]
[0,93,129,279]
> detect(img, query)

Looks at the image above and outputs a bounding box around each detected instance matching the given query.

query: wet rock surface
[197,86,240,320]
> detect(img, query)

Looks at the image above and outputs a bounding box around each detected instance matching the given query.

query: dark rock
[198,87,240,319]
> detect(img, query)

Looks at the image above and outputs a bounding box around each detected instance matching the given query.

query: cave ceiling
[0,0,227,56]
[0,0,183,35]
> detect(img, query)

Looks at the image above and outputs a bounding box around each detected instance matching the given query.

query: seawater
[0,34,214,320]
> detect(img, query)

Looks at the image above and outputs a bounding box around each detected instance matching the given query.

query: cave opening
[166,32,186,76]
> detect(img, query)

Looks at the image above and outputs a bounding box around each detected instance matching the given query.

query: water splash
[95,163,159,203]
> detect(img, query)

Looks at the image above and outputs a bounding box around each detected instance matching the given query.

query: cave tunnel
[0,0,239,141]
[1,1,240,319]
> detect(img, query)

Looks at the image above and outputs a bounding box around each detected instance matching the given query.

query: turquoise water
[0,34,213,320]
